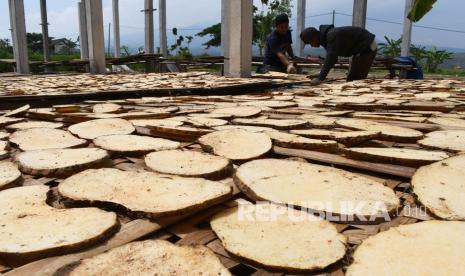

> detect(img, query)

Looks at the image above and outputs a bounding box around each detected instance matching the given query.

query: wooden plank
[175,230,217,246]
[272,146,416,178]
[372,119,440,132]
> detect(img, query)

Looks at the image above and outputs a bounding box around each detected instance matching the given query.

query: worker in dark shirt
[300,25,377,85]
[263,14,296,74]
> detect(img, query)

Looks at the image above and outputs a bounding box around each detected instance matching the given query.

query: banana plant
[408,0,437,22]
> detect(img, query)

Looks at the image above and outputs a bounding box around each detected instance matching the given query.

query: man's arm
[287,47,295,59]
[318,36,338,81]
[276,52,290,67]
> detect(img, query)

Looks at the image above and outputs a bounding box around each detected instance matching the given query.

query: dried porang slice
[0,162,21,191]
[0,185,119,266]
[0,117,25,127]
[336,118,423,142]
[427,117,465,128]
[130,119,183,128]
[93,134,180,155]
[342,147,449,167]
[232,118,307,130]
[9,128,87,151]
[412,155,465,220]
[211,106,261,118]
[147,125,212,142]
[5,121,64,131]
[14,148,110,177]
[199,130,272,161]
[347,221,465,276]
[58,168,232,219]
[0,131,9,140]
[92,103,122,114]
[68,240,230,276]
[290,129,380,146]
[145,150,232,179]
[265,131,338,152]
[184,116,228,127]
[211,204,347,273]
[69,118,135,139]
[418,130,465,152]
[235,159,399,221]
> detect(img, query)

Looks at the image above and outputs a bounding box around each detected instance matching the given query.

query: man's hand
[286,64,297,74]
[310,78,322,86]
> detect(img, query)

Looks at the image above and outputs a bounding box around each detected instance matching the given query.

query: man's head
[300,27,320,47]
[274,14,289,35]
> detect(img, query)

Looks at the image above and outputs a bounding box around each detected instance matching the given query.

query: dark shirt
[264,30,293,69]
[317,25,375,80]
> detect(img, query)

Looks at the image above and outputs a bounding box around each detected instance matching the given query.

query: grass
[427,68,465,77]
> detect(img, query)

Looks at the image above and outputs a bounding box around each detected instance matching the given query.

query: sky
[1,0,465,54]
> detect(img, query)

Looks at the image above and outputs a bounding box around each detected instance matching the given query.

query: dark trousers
[347,49,377,81]
[256,64,286,74]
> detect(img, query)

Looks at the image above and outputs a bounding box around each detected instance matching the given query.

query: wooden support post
[9,0,30,74]
[224,0,253,78]
[295,0,306,57]
[78,1,89,64]
[112,0,120,58]
[40,0,50,63]
[85,0,106,74]
[352,0,367,28]
[401,0,414,57]
[159,0,167,57]
[144,0,156,72]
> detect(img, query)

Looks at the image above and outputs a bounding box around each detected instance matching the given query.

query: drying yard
[1,72,465,275]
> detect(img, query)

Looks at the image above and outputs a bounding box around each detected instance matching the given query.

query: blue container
[395,56,424,79]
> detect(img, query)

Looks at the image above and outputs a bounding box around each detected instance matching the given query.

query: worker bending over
[300,25,377,85]
[262,14,296,74]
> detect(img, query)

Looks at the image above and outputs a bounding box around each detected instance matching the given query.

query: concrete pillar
[85,0,106,74]
[352,0,367,28]
[221,0,228,56]
[295,0,306,57]
[159,0,167,56]
[144,0,156,72]
[9,0,29,74]
[112,0,120,58]
[401,0,414,57]
[78,1,89,61]
[144,0,155,54]
[224,0,253,78]
[40,0,50,63]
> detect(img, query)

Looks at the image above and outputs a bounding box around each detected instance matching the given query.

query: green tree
[378,36,402,57]
[254,0,292,55]
[0,38,14,73]
[424,47,452,73]
[58,38,78,55]
[196,23,221,49]
[169,29,193,58]
[410,44,427,63]
[120,45,130,56]
[27,32,45,53]
[0,39,13,55]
